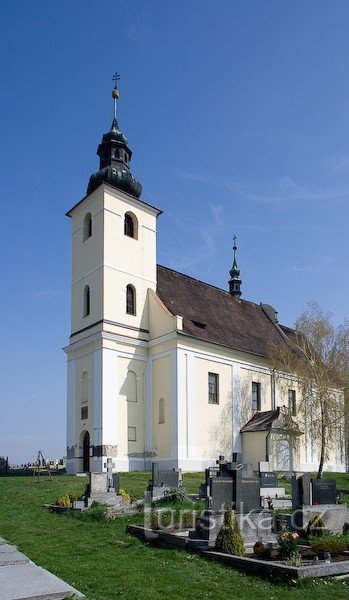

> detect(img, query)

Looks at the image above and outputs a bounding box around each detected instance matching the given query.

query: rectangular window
[208,373,219,404]
[288,389,297,416]
[128,426,136,442]
[81,406,88,420]
[252,382,261,413]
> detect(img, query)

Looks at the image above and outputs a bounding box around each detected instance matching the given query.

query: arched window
[159,398,165,424]
[83,213,92,241]
[124,212,138,239]
[126,284,136,315]
[126,371,137,402]
[82,371,88,403]
[83,285,90,317]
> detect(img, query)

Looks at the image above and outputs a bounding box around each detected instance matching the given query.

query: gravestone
[260,472,277,488]
[232,452,243,464]
[147,463,184,501]
[312,479,337,505]
[190,456,276,550]
[90,472,108,493]
[79,469,125,509]
[210,476,234,510]
[204,458,260,513]
[152,463,182,489]
[292,472,311,510]
[234,467,260,513]
[112,473,120,495]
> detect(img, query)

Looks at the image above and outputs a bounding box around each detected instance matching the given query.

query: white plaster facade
[64,182,346,474]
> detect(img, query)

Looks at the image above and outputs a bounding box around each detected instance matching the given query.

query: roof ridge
[156,263,261,308]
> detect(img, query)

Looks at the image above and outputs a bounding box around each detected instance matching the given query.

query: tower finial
[229,234,242,300]
[112,72,120,120]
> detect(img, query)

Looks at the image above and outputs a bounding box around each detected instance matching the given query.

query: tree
[215,504,245,556]
[269,301,348,479]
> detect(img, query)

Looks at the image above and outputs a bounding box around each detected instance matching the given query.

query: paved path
[0,537,85,600]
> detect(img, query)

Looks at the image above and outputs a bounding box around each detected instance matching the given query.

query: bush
[277,529,299,557]
[215,506,245,556]
[306,514,326,538]
[57,494,71,508]
[253,541,271,560]
[119,488,131,503]
[56,490,83,507]
[311,536,346,558]
[285,551,302,567]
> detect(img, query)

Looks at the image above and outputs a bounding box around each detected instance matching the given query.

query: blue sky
[0,1,348,464]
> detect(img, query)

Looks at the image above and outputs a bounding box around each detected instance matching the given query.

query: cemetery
[0,467,349,599]
[126,457,349,581]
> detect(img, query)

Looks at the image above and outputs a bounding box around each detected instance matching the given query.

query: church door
[274,439,291,471]
[82,431,90,472]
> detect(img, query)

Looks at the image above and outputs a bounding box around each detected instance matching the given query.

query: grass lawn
[0,472,348,600]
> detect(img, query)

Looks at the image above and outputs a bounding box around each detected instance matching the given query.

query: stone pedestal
[294,504,349,534]
[189,509,277,551]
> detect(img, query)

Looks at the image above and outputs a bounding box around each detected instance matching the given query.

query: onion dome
[87,80,142,198]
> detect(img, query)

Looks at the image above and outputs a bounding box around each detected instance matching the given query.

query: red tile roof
[156,264,291,358]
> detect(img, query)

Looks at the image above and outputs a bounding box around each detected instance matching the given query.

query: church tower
[64,79,161,473]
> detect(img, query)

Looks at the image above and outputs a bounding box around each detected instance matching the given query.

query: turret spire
[86,74,142,198]
[229,235,242,300]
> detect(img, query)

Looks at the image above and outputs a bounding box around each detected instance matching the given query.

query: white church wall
[148,290,179,339]
[117,354,147,465]
[70,189,104,335]
[240,367,273,420]
[102,187,157,334]
[193,356,233,460]
[152,354,172,459]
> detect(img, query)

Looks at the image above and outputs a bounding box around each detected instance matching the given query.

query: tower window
[252,382,261,413]
[83,213,92,241]
[124,212,138,239]
[83,285,90,317]
[208,373,219,404]
[81,406,88,420]
[159,398,165,424]
[126,284,136,315]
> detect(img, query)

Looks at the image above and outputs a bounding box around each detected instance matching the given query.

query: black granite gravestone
[292,473,311,510]
[232,452,243,464]
[210,477,234,510]
[312,479,337,505]
[260,472,277,488]
[112,473,120,494]
[234,468,260,513]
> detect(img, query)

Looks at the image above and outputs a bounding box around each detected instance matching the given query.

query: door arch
[82,431,90,472]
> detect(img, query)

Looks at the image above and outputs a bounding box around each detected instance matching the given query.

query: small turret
[228,235,242,300]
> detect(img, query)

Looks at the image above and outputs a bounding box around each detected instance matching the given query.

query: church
[64,84,345,475]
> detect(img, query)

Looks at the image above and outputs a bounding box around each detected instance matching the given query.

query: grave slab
[0,546,29,567]
[0,562,84,599]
